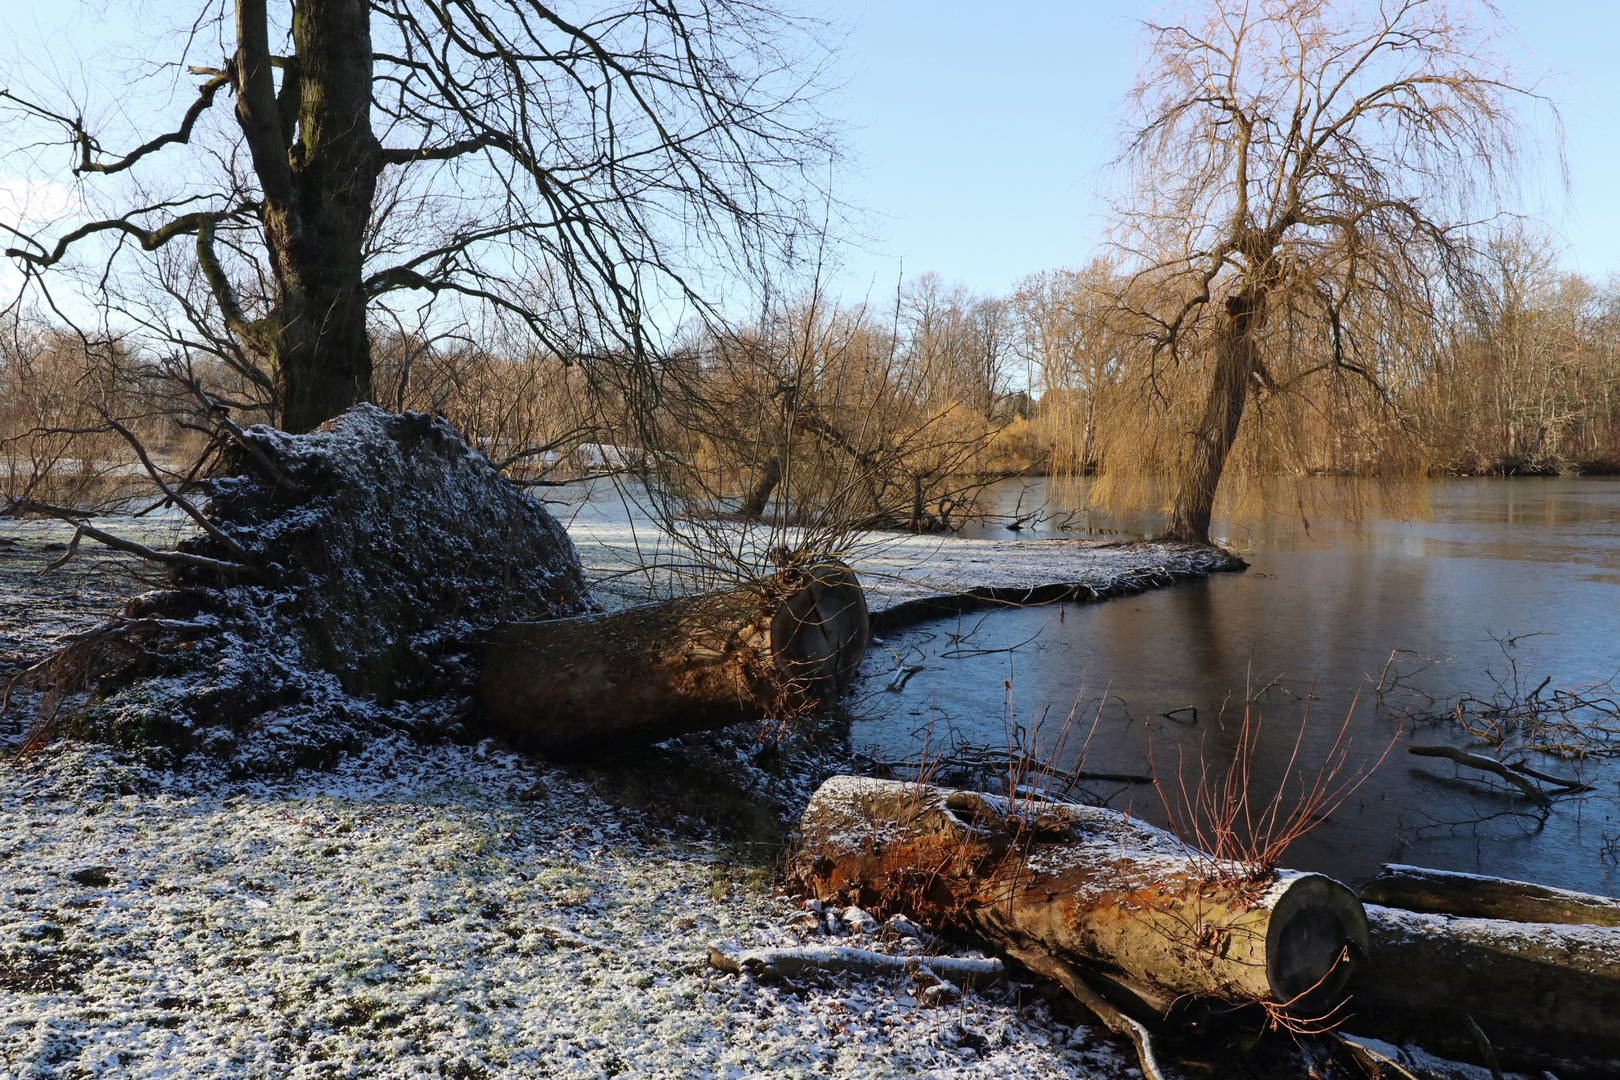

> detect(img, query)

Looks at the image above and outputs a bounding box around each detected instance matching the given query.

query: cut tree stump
[479,561,869,757]
[1360,864,1620,927]
[792,776,1370,1017]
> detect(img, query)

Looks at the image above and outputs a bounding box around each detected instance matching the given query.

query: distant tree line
[10,228,1616,533]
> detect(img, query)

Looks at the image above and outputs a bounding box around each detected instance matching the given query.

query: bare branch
[6,498,263,580]
[69,74,231,176]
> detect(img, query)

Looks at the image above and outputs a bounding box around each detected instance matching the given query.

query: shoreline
[0,521,1252,1078]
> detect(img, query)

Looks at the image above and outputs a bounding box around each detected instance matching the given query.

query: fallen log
[1360,864,1620,927]
[705,943,1004,989]
[1346,903,1620,1078]
[1406,745,1590,807]
[479,561,869,757]
[792,777,1370,1019]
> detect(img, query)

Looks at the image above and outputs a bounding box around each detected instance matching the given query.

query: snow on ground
[0,738,1130,1079]
[0,508,1221,1079]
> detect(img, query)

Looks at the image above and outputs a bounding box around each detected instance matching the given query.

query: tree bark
[1347,903,1620,1077]
[234,0,380,433]
[792,777,1370,1017]
[1165,291,1264,545]
[478,562,869,757]
[1360,864,1620,927]
[739,455,782,518]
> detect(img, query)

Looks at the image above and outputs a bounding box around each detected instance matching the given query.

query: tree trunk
[793,777,1370,1017]
[235,0,380,433]
[739,455,782,518]
[1347,903,1620,1077]
[478,562,869,757]
[1165,292,1263,545]
[1360,864,1620,926]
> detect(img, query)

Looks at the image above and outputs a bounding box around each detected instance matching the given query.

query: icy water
[852,477,1620,894]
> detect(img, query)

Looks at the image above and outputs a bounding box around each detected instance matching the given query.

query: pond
[851,476,1620,894]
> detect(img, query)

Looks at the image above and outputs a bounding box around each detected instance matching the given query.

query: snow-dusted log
[1361,864,1620,927]
[792,777,1370,1016]
[479,562,869,757]
[1347,904,1620,1077]
[705,943,1003,988]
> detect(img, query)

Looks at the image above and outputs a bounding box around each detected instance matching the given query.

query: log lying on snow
[479,562,869,756]
[1361,863,1620,926]
[1346,873,1620,1076]
[706,943,1004,989]
[793,777,1370,1017]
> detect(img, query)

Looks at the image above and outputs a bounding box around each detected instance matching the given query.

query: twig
[939,625,1047,658]
[706,943,1004,988]
[1003,946,1165,1080]
[1501,757,1592,792]
[1407,745,1553,808]
[39,526,84,573]
[10,499,263,579]
[1463,1013,1505,1080]
[886,664,924,692]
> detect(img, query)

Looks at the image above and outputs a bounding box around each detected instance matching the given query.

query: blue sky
[5,1,1616,306]
[817,0,1620,299]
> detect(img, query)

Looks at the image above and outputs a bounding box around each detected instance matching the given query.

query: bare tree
[1012,260,1132,475]
[1,0,837,433]
[1109,0,1555,543]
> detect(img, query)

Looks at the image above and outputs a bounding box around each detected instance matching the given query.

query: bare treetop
[1,0,840,432]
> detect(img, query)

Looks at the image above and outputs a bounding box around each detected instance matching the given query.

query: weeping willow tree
[1096,0,1555,544]
[1052,254,1443,534]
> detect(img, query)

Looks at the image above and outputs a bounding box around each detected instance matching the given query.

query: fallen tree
[791,777,1370,1020]
[7,404,875,768]
[5,405,597,771]
[479,561,870,757]
[1346,902,1620,1078]
[1360,863,1620,927]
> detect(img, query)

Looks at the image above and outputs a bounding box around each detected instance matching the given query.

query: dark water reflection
[851,477,1620,893]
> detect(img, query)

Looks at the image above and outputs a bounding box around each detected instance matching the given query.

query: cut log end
[1265,873,1370,1006]
[770,561,870,703]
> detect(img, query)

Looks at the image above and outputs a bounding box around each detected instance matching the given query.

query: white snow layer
[566,518,1233,613]
[0,740,1129,1080]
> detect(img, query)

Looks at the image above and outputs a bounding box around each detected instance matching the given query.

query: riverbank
[0,521,1254,1078]
[563,516,1245,616]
